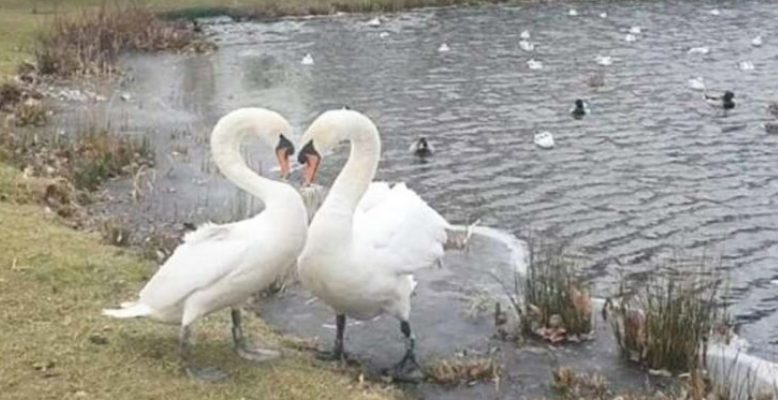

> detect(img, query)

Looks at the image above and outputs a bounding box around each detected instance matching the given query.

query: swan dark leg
[390,321,424,382]
[318,314,347,362]
[231,308,281,362]
[178,324,229,382]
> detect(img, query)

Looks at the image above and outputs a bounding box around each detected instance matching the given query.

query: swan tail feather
[102,303,153,319]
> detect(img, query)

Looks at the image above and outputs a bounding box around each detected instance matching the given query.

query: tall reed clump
[0,124,154,194]
[520,240,593,343]
[35,4,197,77]
[604,260,723,374]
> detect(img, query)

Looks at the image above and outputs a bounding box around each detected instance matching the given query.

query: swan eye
[276,134,295,157]
[298,141,319,165]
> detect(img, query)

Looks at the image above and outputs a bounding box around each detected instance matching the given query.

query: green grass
[0,173,396,400]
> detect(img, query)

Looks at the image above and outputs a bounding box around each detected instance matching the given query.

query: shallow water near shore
[48,0,778,395]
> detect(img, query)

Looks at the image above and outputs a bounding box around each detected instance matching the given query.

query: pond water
[56,0,778,375]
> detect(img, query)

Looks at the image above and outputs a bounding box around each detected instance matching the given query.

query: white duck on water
[103,108,308,381]
[295,109,449,381]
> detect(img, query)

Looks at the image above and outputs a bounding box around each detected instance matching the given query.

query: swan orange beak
[302,153,320,186]
[275,148,291,179]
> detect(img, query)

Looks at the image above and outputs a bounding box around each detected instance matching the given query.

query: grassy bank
[0,169,395,399]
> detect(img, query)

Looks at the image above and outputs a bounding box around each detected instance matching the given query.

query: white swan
[752,35,764,47]
[520,30,531,39]
[366,17,381,27]
[629,26,642,34]
[295,109,449,380]
[519,40,535,52]
[438,43,450,52]
[301,53,314,65]
[625,33,637,42]
[103,108,308,381]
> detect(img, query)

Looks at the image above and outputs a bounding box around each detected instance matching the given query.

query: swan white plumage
[102,108,308,381]
[438,43,450,52]
[301,53,314,65]
[568,8,578,16]
[295,109,449,380]
[752,35,763,47]
[625,34,637,42]
[520,30,531,39]
[629,26,642,34]
[367,17,381,27]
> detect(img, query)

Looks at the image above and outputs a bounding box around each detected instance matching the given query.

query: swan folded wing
[138,224,252,310]
[353,183,449,275]
[356,182,392,213]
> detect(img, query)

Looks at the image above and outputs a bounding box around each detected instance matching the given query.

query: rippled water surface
[70,0,778,357]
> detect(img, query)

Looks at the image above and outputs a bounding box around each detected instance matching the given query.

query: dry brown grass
[1,123,154,192]
[520,240,593,343]
[425,357,501,386]
[603,261,723,374]
[156,0,503,19]
[35,4,201,77]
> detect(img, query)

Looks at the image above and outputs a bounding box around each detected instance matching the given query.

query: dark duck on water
[705,90,735,112]
[410,137,433,158]
[570,99,590,119]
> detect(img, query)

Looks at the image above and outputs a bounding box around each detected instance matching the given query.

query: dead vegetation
[35,4,210,77]
[549,366,758,400]
[0,120,154,224]
[160,0,506,21]
[602,259,723,375]
[552,367,609,400]
[425,357,501,386]
[517,240,593,344]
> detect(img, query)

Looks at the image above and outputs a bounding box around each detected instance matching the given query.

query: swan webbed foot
[317,314,350,364]
[389,351,425,383]
[315,348,350,363]
[230,308,281,362]
[185,366,229,382]
[179,324,229,382]
[387,320,425,383]
[236,344,281,362]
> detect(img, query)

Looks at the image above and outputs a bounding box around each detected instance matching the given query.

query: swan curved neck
[325,122,381,213]
[211,115,289,210]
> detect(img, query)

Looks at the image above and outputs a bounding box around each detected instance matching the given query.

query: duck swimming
[410,137,434,158]
[705,91,735,112]
[768,102,778,118]
[571,99,590,119]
